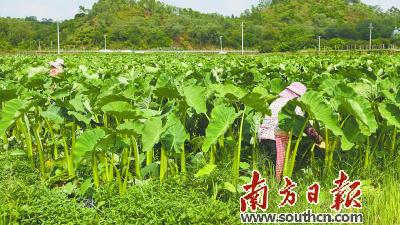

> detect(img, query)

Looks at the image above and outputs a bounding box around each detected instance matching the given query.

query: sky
[0,0,399,20]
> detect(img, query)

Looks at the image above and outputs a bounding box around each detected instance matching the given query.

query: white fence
[31,49,259,54]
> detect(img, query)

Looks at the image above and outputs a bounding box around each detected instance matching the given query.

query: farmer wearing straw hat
[49,58,65,77]
[258,82,325,181]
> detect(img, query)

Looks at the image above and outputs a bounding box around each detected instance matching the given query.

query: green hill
[0,0,399,52]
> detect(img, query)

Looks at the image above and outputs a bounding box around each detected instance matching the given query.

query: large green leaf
[300,91,343,136]
[0,99,31,135]
[379,78,400,106]
[95,93,131,110]
[142,117,163,152]
[161,113,189,152]
[211,84,246,100]
[0,89,17,103]
[240,87,271,114]
[73,128,106,158]
[194,164,216,178]
[41,105,64,124]
[341,117,366,151]
[154,75,181,99]
[339,97,378,136]
[202,105,239,152]
[69,95,86,113]
[379,103,400,129]
[116,121,144,135]
[183,85,207,115]
[101,101,137,119]
[145,66,160,74]
[68,111,91,124]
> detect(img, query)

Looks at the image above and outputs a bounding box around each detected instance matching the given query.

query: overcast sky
[0,0,399,20]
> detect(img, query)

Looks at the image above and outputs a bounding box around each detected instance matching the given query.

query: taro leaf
[68,111,91,124]
[279,111,307,136]
[190,137,204,151]
[269,78,286,95]
[141,117,163,152]
[95,94,131,109]
[69,95,86,113]
[211,84,246,100]
[101,101,137,119]
[52,89,71,100]
[202,105,239,152]
[319,79,340,96]
[349,81,376,100]
[63,182,76,195]
[379,78,400,106]
[79,65,99,80]
[137,108,161,118]
[341,117,366,151]
[239,162,250,170]
[0,89,17,103]
[116,121,144,135]
[223,182,237,193]
[240,87,271,114]
[27,66,48,78]
[78,179,93,197]
[145,66,160,74]
[154,85,181,99]
[194,164,216,178]
[0,98,32,135]
[300,91,343,136]
[183,85,207,115]
[339,97,378,136]
[154,75,181,99]
[378,103,400,129]
[41,105,64,124]
[141,163,159,177]
[161,113,189,152]
[97,133,129,152]
[73,128,106,158]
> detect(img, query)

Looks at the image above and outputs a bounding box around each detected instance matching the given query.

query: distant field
[0,54,399,224]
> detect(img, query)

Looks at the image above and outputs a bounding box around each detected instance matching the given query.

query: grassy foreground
[0,149,398,225]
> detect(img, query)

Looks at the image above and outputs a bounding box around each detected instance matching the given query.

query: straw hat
[49,58,65,68]
[279,82,307,99]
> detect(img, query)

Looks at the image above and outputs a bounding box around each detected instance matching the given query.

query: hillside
[0,0,399,52]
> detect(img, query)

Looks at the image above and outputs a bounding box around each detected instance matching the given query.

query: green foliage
[74,128,107,158]
[0,0,399,51]
[0,53,400,225]
[202,105,239,152]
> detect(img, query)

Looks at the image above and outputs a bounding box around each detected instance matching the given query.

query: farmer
[258,82,324,181]
[49,58,65,77]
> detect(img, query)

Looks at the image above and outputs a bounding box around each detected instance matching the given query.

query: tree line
[1,0,400,52]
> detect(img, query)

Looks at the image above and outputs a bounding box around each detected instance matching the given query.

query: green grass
[0,149,399,225]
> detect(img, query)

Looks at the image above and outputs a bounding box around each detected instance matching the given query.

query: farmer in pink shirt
[258,82,324,181]
[49,58,65,77]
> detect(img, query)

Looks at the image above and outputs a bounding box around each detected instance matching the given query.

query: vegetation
[0,53,399,224]
[1,0,400,52]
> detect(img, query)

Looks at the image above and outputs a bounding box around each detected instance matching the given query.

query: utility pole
[369,23,374,50]
[241,22,244,55]
[104,34,107,51]
[219,36,223,52]
[318,36,321,52]
[57,21,60,54]
[50,40,53,50]
[38,40,41,51]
